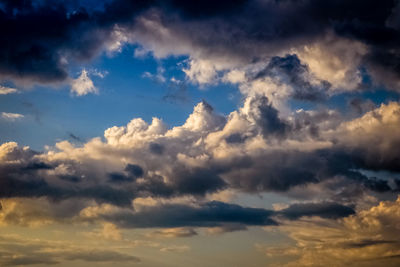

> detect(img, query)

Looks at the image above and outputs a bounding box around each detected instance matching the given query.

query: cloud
[335,101,400,172]
[248,54,330,101]
[159,245,190,253]
[1,96,399,209]
[0,0,400,94]
[294,33,367,91]
[0,235,140,266]
[70,69,98,96]
[149,227,198,238]
[0,86,18,95]
[0,92,399,233]
[1,112,24,121]
[261,196,400,266]
[93,201,277,228]
[278,202,355,220]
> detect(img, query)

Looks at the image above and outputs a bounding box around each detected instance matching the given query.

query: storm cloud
[0,0,400,91]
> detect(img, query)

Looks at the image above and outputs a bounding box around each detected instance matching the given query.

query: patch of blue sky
[0,44,240,150]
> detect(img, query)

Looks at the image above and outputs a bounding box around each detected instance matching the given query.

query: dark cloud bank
[1,0,400,89]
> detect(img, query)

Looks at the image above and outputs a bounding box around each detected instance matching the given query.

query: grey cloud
[249,96,289,138]
[2,0,400,91]
[251,54,329,101]
[102,201,277,228]
[343,239,398,249]
[0,235,140,266]
[149,142,164,155]
[98,200,355,229]
[279,202,355,220]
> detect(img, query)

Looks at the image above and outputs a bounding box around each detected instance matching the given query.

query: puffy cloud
[70,69,98,96]
[1,96,399,207]
[336,101,400,172]
[0,93,400,231]
[294,34,367,91]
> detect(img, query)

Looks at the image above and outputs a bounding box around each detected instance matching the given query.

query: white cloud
[70,69,98,96]
[0,85,18,95]
[1,112,24,121]
[294,33,367,92]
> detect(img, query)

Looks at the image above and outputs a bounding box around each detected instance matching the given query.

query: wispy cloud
[0,85,18,95]
[1,112,24,121]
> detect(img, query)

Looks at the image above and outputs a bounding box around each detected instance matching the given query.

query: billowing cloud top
[1,1,400,266]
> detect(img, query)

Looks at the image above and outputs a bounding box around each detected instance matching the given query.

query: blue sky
[0,45,241,150]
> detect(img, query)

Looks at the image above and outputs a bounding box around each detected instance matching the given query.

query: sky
[1,0,400,266]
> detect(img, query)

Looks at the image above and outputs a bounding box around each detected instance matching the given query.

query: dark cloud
[0,161,136,206]
[125,163,144,178]
[349,98,376,115]
[164,0,247,19]
[343,239,398,249]
[222,151,319,192]
[149,142,164,155]
[0,0,151,84]
[99,200,355,229]
[2,0,400,89]
[108,172,135,183]
[291,109,341,139]
[0,152,228,206]
[220,147,399,195]
[279,202,355,220]
[22,161,53,171]
[104,201,277,228]
[58,175,81,183]
[225,133,247,144]
[249,96,289,138]
[0,138,396,209]
[108,164,143,183]
[168,167,227,196]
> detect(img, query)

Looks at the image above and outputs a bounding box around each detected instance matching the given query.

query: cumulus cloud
[70,69,98,96]
[1,96,399,214]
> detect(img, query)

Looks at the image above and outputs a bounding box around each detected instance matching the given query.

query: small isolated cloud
[70,69,98,96]
[1,112,24,121]
[142,66,166,83]
[0,86,18,95]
